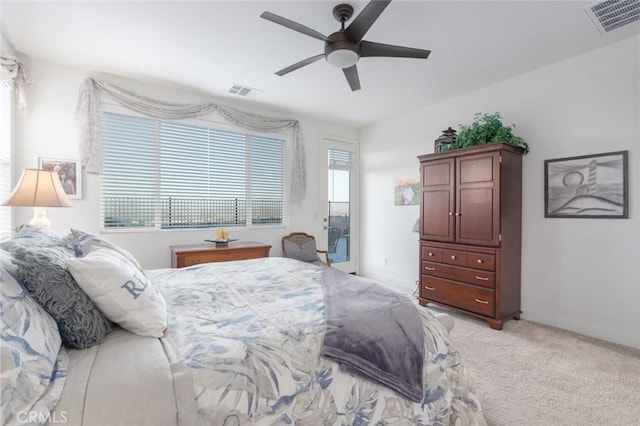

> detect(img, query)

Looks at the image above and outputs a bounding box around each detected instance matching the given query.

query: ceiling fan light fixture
[326,48,359,68]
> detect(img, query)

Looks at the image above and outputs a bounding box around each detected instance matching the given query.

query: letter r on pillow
[121,272,148,300]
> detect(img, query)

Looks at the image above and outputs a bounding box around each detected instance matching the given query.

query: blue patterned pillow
[0,224,75,254]
[0,225,77,281]
[0,249,65,424]
[10,246,112,349]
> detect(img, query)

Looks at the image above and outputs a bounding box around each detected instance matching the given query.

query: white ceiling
[1,0,638,127]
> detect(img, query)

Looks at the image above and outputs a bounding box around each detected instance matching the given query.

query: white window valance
[74,78,306,203]
[0,54,30,112]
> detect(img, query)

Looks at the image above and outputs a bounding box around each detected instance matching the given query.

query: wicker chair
[281,232,330,266]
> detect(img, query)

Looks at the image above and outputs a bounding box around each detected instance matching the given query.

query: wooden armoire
[417,142,523,330]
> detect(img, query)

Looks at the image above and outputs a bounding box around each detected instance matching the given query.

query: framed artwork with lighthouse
[544,150,628,219]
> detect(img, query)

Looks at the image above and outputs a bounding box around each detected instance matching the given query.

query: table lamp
[1,169,73,228]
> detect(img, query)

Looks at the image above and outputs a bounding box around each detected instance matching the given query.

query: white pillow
[65,247,167,337]
[69,229,148,278]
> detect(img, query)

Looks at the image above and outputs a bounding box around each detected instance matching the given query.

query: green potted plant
[449,112,529,154]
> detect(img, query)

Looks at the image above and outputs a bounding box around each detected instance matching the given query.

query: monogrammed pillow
[68,229,147,277]
[65,247,167,337]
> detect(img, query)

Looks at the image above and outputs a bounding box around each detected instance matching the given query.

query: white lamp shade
[2,169,73,207]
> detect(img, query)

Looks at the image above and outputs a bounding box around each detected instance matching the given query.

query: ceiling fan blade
[260,11,328,42]
[342,65,361,91]
[344,0,391,42]
[360,40,431,59]
[275,53,325,76]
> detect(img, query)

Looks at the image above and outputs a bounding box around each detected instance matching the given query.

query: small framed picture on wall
[39,157,82,199]
[394,177,420,206]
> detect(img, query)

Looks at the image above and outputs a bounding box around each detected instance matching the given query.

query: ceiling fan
[260,0,431,91]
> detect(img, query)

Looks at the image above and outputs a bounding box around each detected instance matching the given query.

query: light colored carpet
[429,306,640,426]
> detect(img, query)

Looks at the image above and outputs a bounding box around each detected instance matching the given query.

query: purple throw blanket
[320,268,425,402]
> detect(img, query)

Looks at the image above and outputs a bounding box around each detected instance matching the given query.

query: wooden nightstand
[171,241,271,268]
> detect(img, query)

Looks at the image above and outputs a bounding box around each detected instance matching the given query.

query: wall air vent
[228,84,263,97]
[584,0,640,34]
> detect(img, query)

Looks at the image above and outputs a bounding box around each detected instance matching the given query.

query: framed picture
[394,178,420,206]
[38,157,82,199]
[544,150,628,218]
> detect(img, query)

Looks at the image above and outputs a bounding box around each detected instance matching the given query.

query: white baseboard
[358,268,417,295]
[522,308,640,350]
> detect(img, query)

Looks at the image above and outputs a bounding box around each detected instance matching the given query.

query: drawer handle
[475,275,489,281]
[475,298,489,305]
[428,252,434,256]
[451,255,456,260]
[424,286,435,291]
[477,259,483,264]
[424,266,436,271]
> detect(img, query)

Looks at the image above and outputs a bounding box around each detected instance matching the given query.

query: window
[102,111,286,231]
[0,84,12,240]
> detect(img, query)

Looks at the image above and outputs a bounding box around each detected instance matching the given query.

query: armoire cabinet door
[421,158,455,242]
[456,151,501,246]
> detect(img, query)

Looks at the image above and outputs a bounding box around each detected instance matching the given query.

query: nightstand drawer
[420,276,495,317]
[180,250,267,266]
[422,261,495,288]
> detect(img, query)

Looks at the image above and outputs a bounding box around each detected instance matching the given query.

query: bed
[1,226,485,425]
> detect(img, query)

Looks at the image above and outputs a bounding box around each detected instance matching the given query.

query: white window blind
[0,84,12,240]
[329,148,352,171]
[102,111,285,230]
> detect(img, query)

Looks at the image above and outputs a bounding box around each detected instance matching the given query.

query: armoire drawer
[424,243,497,271]
[421,261,496,288]
[438,248,495,271]
[442,249,467,267]
[466,252,495,271]
[420,276,495,317]
[421,246,443,263]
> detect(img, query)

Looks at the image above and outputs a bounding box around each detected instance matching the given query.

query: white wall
[11,37,640,349]
[12,56,359,269]
[360,36,640,349]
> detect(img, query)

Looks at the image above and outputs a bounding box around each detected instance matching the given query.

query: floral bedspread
[150,257,485,425]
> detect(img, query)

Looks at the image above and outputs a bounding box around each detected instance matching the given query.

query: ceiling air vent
[584,0,640,34]
[228,84,262,97]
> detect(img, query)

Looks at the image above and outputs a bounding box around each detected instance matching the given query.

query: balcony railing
[327,201,350,263]
[103,196,282,229]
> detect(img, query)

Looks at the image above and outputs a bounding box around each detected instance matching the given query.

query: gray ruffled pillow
[10,245,111,349]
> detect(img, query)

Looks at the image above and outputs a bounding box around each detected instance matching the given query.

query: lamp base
[29,207,51,228]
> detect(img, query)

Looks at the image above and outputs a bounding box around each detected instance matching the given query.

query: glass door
[324,139,357,274]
